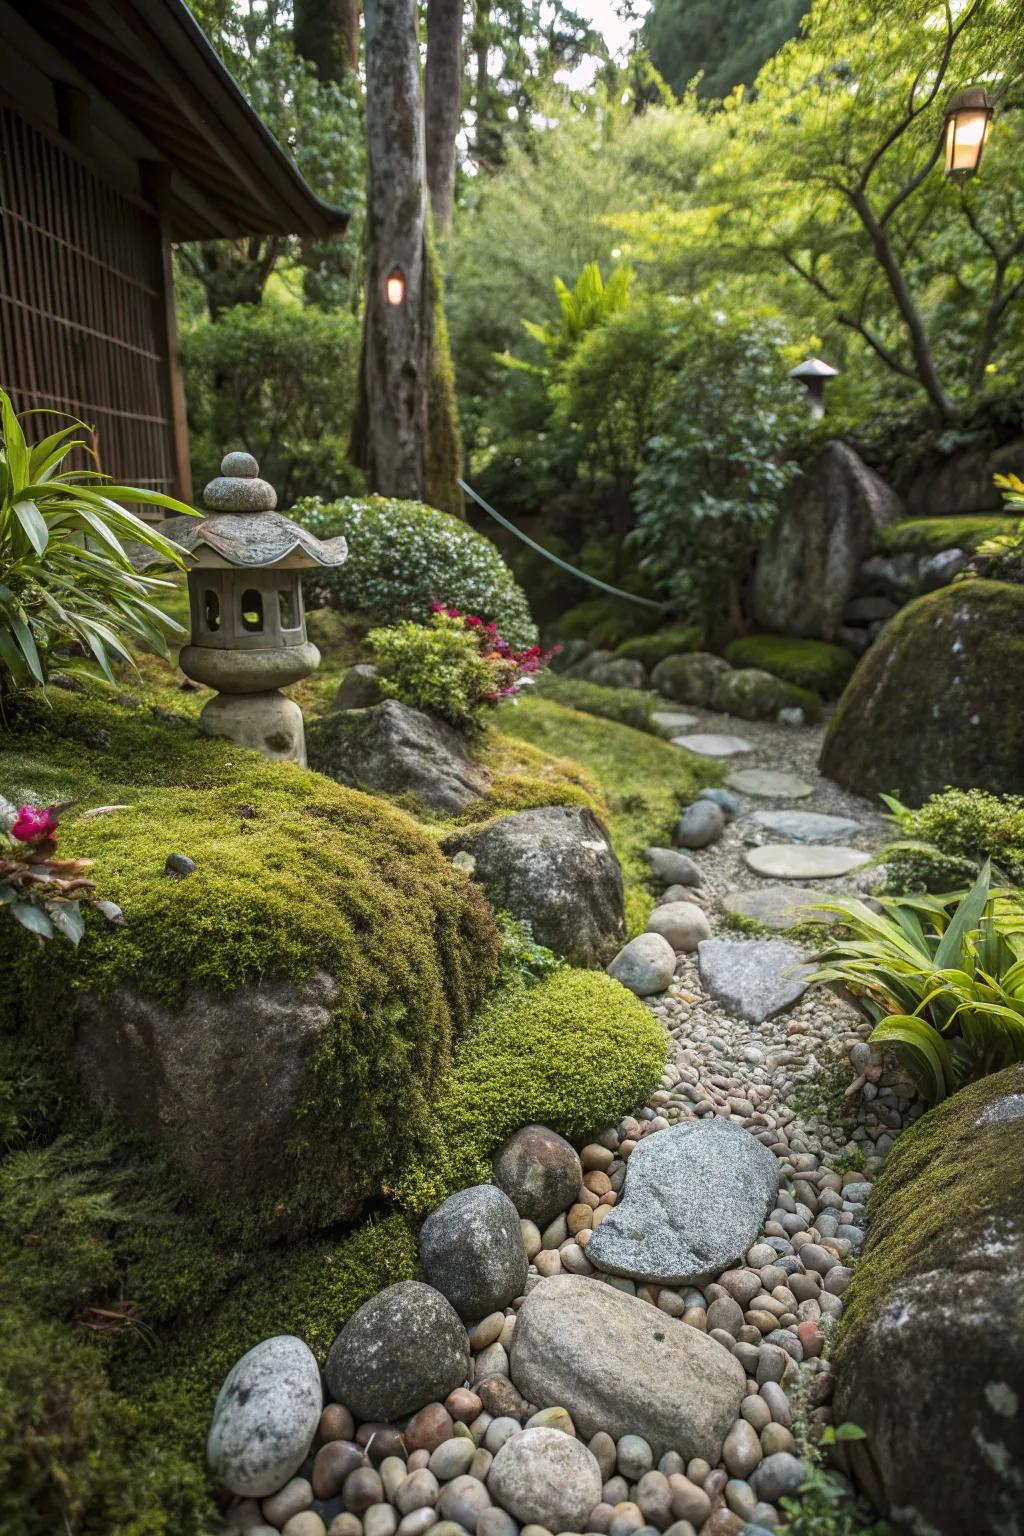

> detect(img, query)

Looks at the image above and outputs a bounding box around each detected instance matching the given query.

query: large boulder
[650,652,730,706]
[710,668,822,723]
[307,698,491,813]
[510,1274,746,1461]
[325,1281,470,1421]
[835,1067,1024,1536]
[904,435,1024,517]
[443,806,625,967]
[586,1119,779,1284]
[419,1184,528,1321]
[820,581,1024,802]
[585,657,648,690]
[753,441,902,640]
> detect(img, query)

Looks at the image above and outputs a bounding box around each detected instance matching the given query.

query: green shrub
[535,675,656,731]
[723,635,856,699]
[396,967,667,1214]
[293,495,537,648]
[612,627,700,665]
[548,597,662,649]
[881,787,1024,888]
[369,612,513,732]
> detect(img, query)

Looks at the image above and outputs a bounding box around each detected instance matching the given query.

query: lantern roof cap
[153,450,348,570]
[789,357,839,380]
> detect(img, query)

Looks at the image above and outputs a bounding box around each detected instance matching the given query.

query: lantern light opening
[943,86,994,182]
[385,268,406,306]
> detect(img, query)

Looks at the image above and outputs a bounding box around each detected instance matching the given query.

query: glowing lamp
[385,268,406,305]
[944,87,994,182]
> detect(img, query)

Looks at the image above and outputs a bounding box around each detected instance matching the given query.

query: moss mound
[612,627,700,666]
[722,634,855,699]
[876,514,1019,555]
[396,968,667,1215]
[820,580,1024,803]
[710,666,823,723]
[534,675,656,732]
[548,597,662,649]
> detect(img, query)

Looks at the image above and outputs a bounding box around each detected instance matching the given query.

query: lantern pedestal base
[199,689,307,767]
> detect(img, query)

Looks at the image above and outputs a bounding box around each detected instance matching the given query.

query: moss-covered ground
[875,514,1019,555]
[722,634,855,699]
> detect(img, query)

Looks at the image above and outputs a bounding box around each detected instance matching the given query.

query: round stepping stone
[740,809,863,844]
[697,937,815,1024]
[744,844,871,880]
[721,885,839,932]
[652,709,699,736]
[726,769,814,799]
[673,733,755,758]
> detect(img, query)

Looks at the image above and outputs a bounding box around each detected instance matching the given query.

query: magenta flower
[10,805,59,843]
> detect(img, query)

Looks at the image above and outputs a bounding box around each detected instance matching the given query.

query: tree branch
[779,251,918,382]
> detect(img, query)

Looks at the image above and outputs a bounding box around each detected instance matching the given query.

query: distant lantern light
[789,357,839,420]
[385,268,406,305]
[944,87,994,182]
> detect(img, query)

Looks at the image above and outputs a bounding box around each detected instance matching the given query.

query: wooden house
[0,0,347,502]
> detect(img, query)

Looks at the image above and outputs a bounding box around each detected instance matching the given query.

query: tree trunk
[293,0,360,82]
[351,0,430,499]
[424,0,463,234]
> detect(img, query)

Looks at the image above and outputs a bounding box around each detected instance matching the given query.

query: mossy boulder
[722,635,855,699]
[651,652,730,706]
[820,581,1024,803]
[709,667,822,723]
[612,627,700,666]
[308,698,492,814]
[835,1067,1024,1536]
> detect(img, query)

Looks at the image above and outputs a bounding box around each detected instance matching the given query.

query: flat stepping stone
[740,809,863,844]
[586,1119,779,1284]
[697,937,815,1024]
[726,768,814,799]
[673,733,755,758]
[652,710,699,736]
[722,885,839,931]
[745,844,871,880]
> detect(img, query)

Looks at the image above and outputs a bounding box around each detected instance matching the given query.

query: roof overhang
[10,0,349,240]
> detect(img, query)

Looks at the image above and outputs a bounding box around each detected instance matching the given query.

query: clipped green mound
[612,627,700,666]
[723,634,855,699]
[820,581,1024,803]
[535,675,656,732]
[396,968,667,1215]
[876,514,1019,556]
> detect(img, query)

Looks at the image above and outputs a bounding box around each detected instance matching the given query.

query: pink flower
[10,805,59,843]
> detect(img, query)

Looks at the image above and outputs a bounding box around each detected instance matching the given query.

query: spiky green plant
[809,862,1024,1103]
[0,388,194,695]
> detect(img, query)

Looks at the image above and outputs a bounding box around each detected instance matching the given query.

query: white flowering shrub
[294,495,538,649]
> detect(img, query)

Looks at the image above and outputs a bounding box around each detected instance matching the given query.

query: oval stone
[207,1335,322,1497]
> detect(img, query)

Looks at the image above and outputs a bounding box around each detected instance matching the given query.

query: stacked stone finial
[203,452,278,514]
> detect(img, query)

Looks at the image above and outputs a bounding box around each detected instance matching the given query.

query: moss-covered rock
[709,667,823,723]
[835,1067,1024,1535]
[820,580,1024,803]
[650,652,730,706]
[876,514,1020,556]
[722,635,855,699]
[612,627,700,666]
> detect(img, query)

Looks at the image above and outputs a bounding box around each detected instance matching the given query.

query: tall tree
[425,0,464,233]
[643,0,810,100]
[293,0,360,81]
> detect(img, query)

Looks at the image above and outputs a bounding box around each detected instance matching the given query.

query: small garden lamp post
[789,357,839,419]
[944,87,994,182]
[159,452,348,766]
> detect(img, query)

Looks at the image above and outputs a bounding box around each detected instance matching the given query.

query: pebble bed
[222,708,920,1536]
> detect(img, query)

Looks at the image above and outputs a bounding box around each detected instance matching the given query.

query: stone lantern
[789,357,839,420]
[160,451,347,766]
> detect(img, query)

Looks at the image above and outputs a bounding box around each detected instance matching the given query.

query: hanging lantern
[385,267,406,306]
[944,87,994,182]
[157,452,348,766]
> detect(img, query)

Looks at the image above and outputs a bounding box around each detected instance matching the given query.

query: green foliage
[876,515,1021,556]
[977,471,1024,580]
[369,611,517,732]
[809,864,1024,1104]
[723,635,855,698]
[881,787,1024,890]
[395,967,668,1214]
[518,262,635,362]
[630,312,805,642]
[643,0,811,100]
[776,1455,889,1536]
[293,495,538,649]
[181,301,363,505]
[0,388,193,695]
[613,627,700,665]
[549,598,663,649]
[534,676,656,733]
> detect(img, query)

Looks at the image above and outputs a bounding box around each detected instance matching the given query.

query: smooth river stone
[586,1119,779,1285]
[207,1335,322,1497]
[672,733,755,758]
[721,885,838,932]
[744,844,871,879]
[740,809,863,844]
[697,938,815,1024]
[510,1275,746,1463]
[725,769,814,799]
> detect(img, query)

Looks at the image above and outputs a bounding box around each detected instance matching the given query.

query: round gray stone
[420,1184,529,1321]
[203,474,277,513]
[698,787,741,821]
[487,1426,602,1531]
[740,810,863,844]
[721,886,838,932]
[725,770,814,800]
[697,938,814,1024]
[645,902,711,954]
[643,848,702,887]
[220,450,260,478]
[744,845,871,879]
[606,933,676,996]
[751,1452,807,1503]
[672,733,755,758]
[492,1124,582,1228]
[324,1281,469,1422]
[207,1335,322,1497]
[674,802,726,849]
